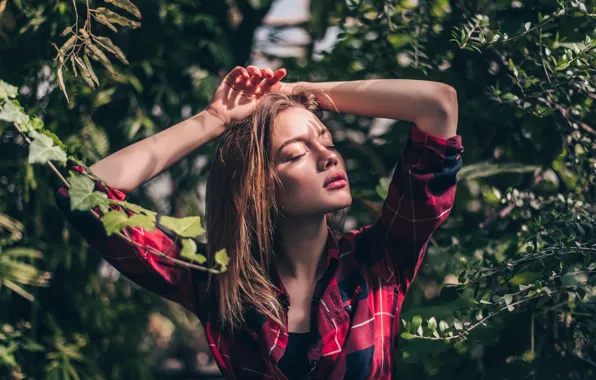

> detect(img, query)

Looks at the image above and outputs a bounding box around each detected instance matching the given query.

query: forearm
[89,109,225,193]
[287,79,458,138]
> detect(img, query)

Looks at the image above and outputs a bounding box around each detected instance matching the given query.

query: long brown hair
[205,90,323,331]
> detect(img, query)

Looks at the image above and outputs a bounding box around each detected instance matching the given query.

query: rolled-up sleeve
[356,123,464,293]
[55,165,208,312]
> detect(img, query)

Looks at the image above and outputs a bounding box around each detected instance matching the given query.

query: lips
[324,171,348,188]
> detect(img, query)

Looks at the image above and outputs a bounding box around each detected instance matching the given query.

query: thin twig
[539,29,551,84]
[416,291,564,342]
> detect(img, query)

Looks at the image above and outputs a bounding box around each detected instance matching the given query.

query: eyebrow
[277,128,331,153]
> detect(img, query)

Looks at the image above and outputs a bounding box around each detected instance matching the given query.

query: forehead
[272,107,328,148]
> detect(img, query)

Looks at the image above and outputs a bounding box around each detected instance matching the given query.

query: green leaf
[453,319,463,330]
[503,294,513,305]
[487,30,494,43]
[104,0,141,19]
[159,216,205,238]
[3,279,34,301]
[475,309,483,321]
[28,131,67,166]
[3,247,42,259]
[457,162,539,181]
[510,272,541,285]
[22,339,44,352]
[400,332,417,340]
[101,210,129,236]
[560,271,588,287]
[428,317,437,330]
[27,117,44,131]
[578,2,586,12]
[127,214,155,231]
[0,80,18,99]
[375,177,391,200]
[118,201,157,217]
[439,320,449,332]
[214,248,229,269]
[411,315,422,331]
[180,239,207,264]
[67,173,110,213]
[0,100,29,126]
[180,238,196,258]
[402,319,410,333]
[101,210,155,236]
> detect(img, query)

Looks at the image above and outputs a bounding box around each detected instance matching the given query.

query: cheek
[277,171,310,197]
[275,167,317,207]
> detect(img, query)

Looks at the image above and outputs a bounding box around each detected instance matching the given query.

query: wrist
[195,107,227,139]
[282,81,306,95]
[204,104,229,126]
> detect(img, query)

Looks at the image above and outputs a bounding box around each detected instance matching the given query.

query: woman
[56,65,464,379]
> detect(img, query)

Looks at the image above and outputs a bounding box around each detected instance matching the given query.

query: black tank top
[278,332,312,380]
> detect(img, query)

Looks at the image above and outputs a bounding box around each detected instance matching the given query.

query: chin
[326,194,352,212]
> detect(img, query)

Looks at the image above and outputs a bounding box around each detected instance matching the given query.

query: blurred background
[0,0,595,379]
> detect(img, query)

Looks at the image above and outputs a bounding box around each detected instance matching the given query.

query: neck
[274,214,329,282]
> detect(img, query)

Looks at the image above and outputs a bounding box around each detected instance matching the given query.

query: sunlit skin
[273,106,352,218]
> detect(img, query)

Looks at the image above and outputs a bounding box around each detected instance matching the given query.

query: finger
[249,76,269,96]
[228,66,249,80]
[261,68,274,78]
[268,68,287,86]
[224,66,249,86]
[246,66,262,78]
[254,79,271,96]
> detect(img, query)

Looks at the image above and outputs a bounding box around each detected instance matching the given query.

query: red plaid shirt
[56,123,463,379]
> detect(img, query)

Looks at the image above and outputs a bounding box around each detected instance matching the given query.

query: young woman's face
[272,106,352,217]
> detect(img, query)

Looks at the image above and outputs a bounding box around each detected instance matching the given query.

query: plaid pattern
[56,123,464,379]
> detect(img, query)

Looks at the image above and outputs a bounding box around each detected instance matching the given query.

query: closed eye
[285,153,306,162]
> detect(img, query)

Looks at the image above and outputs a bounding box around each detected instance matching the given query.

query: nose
[318,147,339,171]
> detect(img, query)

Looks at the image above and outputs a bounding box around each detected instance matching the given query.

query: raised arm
[279,78,463,293]
[279,79,458,139]
[56,66,286,311]
[89,109,225,193]
[90,66,287,193]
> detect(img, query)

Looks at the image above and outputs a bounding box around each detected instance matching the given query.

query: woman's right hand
[206,65,287,126]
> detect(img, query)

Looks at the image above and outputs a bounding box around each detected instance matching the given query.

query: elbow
[434,84,458,118]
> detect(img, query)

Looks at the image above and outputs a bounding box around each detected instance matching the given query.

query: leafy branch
[0,80,229,277]
[52,0,142,102]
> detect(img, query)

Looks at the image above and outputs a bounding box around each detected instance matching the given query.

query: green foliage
[0,0,594,378]
[287,0,595,378]
[0,0,272,373]
[159,216,205,238]
[67,173,110,213]
[28,131,68,166]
